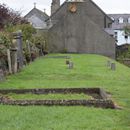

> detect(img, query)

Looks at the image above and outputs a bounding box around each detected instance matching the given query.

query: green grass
[5,93,92,100]
[0,54,130,130]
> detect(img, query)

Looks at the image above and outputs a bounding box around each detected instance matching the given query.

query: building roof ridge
[24,7,49,19]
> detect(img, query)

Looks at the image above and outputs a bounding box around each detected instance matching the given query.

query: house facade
[108,14,130,45]
[24,0,116,59]
[47,0,116,59]
[24,6,49,30]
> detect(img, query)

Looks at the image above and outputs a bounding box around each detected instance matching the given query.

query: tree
[124,26,130,36]
[5,24,36,42]
[0,3,27,30]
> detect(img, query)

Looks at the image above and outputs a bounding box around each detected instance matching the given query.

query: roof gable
[24,8,49,21]
[49,0,112,29]
[50,0,112,22]
[50,0,112,24]
[89,0,112,22]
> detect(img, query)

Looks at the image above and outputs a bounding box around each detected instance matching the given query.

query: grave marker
[111,63,116,71]
[68,62,74,69]
[0,69,4,81]
[10,48,18,73]
[107,60,111,67]
[13,30,23,69]
[66,60,70,65]
[7,49,12,74]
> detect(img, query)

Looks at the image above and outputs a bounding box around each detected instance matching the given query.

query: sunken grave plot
[0,88,118,109]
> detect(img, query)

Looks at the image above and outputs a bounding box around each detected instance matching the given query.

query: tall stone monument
[13,30,24,69]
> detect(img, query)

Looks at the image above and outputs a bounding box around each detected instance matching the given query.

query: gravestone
[0,69,4,81]
[7,49,12,74]
[111,63,116,71]
[66,60,70,65]
[13,30,23,69]
[68,62,74,69]
[26,40,31,56]
[107,60,111,67]
[10,48,18,73]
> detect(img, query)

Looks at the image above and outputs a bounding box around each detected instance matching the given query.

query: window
[118,17,124,23]
[124,35,128,39]
[128,17,130,23]
[114,32,118,39]
[114,32,117,35]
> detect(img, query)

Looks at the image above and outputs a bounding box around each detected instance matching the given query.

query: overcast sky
[0,0,130,16]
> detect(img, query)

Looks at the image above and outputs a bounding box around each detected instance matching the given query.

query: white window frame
[128,18,130,23]
[119,17,124,23]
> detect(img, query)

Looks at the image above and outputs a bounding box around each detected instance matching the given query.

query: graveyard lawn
[5,93,92,100]
[0,54,130,130]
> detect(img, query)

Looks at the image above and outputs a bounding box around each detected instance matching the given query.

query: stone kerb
[44,56,71,59]
[0,99,115,109]
[0,88,100,96]
[0,88,116,109]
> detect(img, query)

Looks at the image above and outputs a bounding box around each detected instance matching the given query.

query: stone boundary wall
[0,88,103,99]
[0,99,115,109]
[99,89,108,100]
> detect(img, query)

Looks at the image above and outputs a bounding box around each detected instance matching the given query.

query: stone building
[24,4,49,30]
[108,14,130,45]
[51,0,60,15]
[47,0,116,59]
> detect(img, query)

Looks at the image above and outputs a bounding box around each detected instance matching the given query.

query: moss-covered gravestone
[68,62,74,69]
[0,69,4,82]
[111,63,116,71]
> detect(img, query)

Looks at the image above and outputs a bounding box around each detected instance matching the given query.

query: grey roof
[48,0,112,22]
[108,14,130,20]
[104,28,114,35]
[108,14,130,30]
[89,0,112,22]
[24,7,49,21]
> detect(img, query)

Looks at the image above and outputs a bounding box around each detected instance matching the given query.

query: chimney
[51,0,60,15]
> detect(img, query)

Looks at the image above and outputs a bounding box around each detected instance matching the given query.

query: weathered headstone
[10,48,18,73]
[111,63,116,71]
[0,69,4,81]
[66,60,70,65]
[68,62,74,69]
[26,40,31,56]
[13,30,23,69]
[7,49,12,74]
[107,60,111,67]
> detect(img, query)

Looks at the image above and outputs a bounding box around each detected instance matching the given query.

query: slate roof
[108,14,130,30]
[104,28,114,36]
[48,0,112,22]
[24,7,49,21]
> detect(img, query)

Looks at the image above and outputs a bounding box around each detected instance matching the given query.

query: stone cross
[44,9,46,13]
[34,2,36,8]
